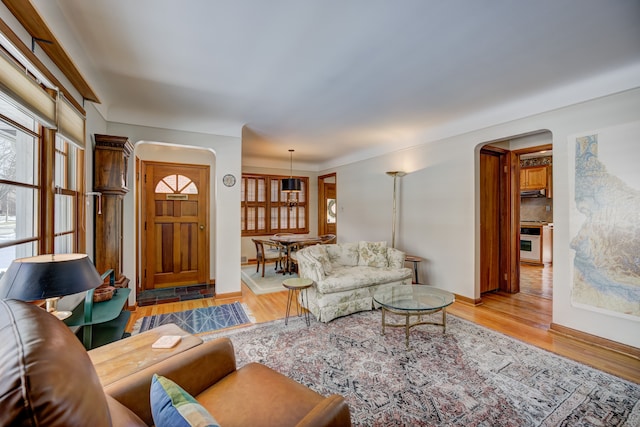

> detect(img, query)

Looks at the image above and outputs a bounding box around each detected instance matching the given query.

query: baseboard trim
[454,293,483,306]
[216,291,243,299]
[550,322,640,361]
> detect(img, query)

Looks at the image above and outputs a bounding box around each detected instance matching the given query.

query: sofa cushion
[197,362,327,427]
[357,241,388,267]
[151,374,220,427]
[0,299,112,427]
[316,265,411,294]
[326,242,359,266]
[316,249,333,275]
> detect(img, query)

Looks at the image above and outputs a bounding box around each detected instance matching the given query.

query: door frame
[479,141,553,297]
[138,160,210,291]
[318,173,337,237]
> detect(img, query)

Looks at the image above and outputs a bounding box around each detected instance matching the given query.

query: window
[241,174,309,236]
[0,99,85,272]
[54,135,81,253]
[0,30,87,273]
[0,100,40,266]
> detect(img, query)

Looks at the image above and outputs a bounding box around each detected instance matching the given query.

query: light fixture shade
[282,178,302,192]
[0,254,102,301]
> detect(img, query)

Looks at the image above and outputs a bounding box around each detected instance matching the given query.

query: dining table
[269,234,322,274]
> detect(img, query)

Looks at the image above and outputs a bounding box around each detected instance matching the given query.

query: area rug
[131,302,252,335]
[202,310,640,426]
[241,265,295,295]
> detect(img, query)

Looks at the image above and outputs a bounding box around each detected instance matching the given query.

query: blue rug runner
[132,302,251,335]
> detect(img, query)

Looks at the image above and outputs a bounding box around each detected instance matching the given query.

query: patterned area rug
[131,302,252,335]
[241,265,295,294]
[202,310,640,426]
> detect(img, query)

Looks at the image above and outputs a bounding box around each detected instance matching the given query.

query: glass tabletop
[374,285,455,312]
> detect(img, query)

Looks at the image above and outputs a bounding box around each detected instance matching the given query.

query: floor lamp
[386,171,406,248]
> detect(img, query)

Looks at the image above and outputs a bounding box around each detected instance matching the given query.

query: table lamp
[0,253,103,320]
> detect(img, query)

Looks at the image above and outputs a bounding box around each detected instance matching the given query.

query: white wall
[106,122,242,299]
[323,88,640,348]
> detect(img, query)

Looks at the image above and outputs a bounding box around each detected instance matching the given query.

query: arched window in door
[155,174,198,194]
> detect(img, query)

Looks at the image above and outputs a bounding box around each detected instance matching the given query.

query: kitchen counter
[521,221,553,227]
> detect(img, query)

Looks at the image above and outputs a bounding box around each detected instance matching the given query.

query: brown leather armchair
[0,299,351,427]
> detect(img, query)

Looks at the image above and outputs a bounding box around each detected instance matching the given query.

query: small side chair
[252,238,284,277]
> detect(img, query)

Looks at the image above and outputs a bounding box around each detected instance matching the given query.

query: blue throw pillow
[150,374,220,427]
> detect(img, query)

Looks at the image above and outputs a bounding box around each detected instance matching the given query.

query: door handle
[200,225,205,230]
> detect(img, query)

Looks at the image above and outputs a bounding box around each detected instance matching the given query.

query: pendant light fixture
[282,149,302,192]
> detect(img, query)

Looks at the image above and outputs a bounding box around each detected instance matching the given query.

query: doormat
[131,302,252,335]
[136,284,214,306]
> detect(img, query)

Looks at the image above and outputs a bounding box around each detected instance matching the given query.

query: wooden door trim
[318,173,337,236]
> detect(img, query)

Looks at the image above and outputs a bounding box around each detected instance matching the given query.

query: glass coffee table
[373,285,455,348]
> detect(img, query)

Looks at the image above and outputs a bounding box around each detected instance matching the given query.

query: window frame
[241,173,309,236]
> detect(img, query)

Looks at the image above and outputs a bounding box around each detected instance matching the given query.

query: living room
[1,1,639,425]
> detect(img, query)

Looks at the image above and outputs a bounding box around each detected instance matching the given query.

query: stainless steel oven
[520,227,541,262]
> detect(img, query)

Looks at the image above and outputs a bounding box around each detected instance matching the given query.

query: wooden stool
[404,255,423,284]
[283,278,313,326]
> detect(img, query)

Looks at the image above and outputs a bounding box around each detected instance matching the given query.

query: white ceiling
[31,0,640,169]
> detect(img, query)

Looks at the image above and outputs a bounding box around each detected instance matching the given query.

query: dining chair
[319,234,337,244]
[252,239,284,277]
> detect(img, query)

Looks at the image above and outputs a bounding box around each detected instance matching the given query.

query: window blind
[58,94,86,148]
[0,48,56,128]
[0,31,86,148]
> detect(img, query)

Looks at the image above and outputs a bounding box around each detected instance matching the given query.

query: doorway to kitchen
[515,142,553,302]
[479,133,553,327]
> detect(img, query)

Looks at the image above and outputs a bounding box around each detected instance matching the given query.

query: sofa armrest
[297,248,325,282]
[296,394,352,427]
[104,337,236,425]
[387,247,406,269]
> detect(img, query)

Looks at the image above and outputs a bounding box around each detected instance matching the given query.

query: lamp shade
[282,178,302,192]
[0,254,102,301]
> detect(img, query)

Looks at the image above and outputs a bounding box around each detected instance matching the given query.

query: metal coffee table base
[380,306,447,349]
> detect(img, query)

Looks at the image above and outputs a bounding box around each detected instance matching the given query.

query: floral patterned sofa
[296,241,412,322]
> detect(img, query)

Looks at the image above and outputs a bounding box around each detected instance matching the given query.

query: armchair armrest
[296,394,352,427]
[104,337,236,425]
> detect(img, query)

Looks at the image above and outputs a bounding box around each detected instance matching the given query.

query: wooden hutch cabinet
[93,134,133,288]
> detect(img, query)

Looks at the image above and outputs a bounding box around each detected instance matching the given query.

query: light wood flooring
[126,265,639,383]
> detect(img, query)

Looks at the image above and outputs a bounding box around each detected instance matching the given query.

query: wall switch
[546,205,551,211]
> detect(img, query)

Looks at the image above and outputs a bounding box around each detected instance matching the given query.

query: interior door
[318,174,337,237]
[142,162,209,289]
[480,148,505,293]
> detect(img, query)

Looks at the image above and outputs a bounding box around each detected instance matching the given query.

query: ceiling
[30,0,640,169]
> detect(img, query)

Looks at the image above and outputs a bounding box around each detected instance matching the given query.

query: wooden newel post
[93,134,133,288]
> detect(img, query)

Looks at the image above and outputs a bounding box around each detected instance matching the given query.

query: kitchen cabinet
[520,166,548,190]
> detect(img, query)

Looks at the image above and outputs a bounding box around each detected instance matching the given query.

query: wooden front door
[141,162,209,290]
